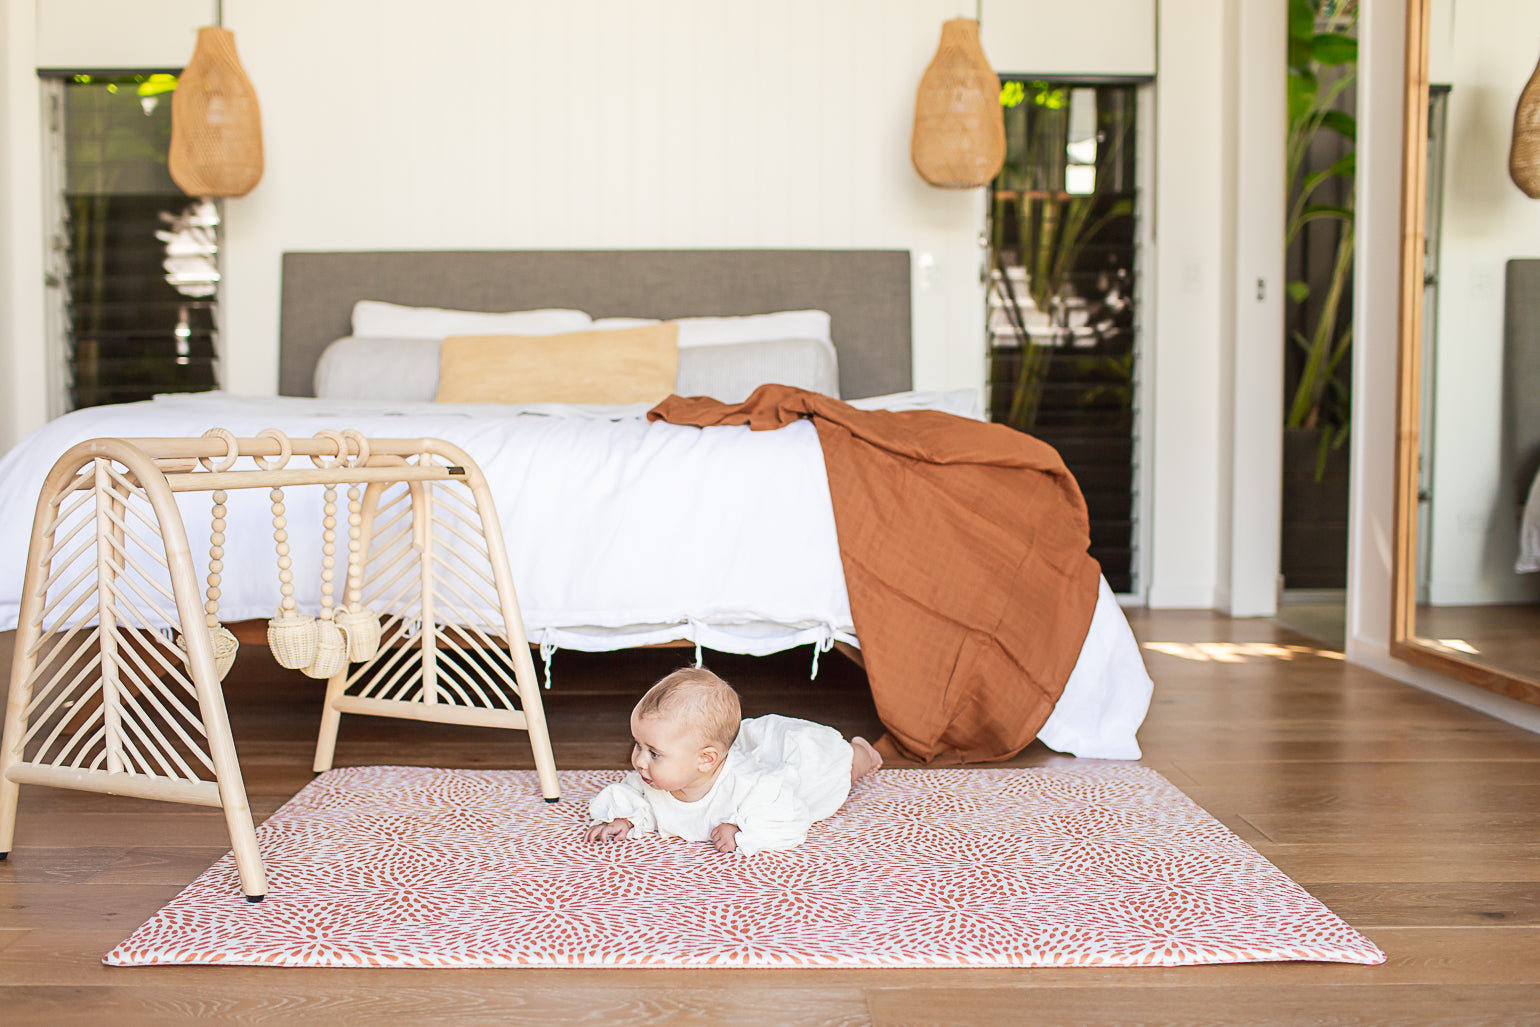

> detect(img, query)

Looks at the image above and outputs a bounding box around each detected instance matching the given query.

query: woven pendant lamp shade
[911,19,1005,189]
[170,27,264,198]
[1512,52,1540,199]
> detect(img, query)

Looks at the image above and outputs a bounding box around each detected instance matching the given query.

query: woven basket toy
[259,429,319,670]
[305,619,351,680]
[332,430,382,663]
[300,431,354,680]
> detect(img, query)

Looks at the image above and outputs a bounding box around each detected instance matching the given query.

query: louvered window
[987,80,1145,595]
[42,73,220,415]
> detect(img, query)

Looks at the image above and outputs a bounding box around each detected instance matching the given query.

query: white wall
[0,0,45,453]
[1423,0,1540,606]
[1158,0,1286,617]
[217,1,1000,404]
[982,0,1154,76]
[1219,0,1287,617]
[1148,0,1228,609]
[35,0,212,69]
[0,4,13,438]
[1347,0,1409,661]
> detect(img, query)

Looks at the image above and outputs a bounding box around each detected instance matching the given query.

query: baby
[585,667,882,855]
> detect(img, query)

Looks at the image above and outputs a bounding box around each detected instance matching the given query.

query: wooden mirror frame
[1390,0,1540,706]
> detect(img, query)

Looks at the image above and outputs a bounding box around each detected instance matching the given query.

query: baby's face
[630,711,712,797]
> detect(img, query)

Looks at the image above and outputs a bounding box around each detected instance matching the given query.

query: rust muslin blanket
[650,385,1101,763]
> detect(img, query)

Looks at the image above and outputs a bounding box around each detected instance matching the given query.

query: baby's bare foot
[851,736,883,782]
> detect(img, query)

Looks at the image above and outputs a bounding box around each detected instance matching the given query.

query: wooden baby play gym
[0,429,559,901]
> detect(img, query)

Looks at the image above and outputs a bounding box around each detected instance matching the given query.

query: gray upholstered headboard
[1506,259,1540,497]
[278,250,912,401]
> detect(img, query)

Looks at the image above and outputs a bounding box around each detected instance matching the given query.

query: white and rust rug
[105,764,1385,968]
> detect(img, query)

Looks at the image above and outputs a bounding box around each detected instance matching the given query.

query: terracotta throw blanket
[650,385,1101,763]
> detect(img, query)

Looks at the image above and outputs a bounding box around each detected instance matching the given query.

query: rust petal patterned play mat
[105,765,1385,969]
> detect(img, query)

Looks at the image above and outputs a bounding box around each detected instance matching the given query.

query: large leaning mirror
[1392,0,1540,705]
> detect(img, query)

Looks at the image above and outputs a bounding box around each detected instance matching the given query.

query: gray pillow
[314,337,441,400]
[674,337,840,402]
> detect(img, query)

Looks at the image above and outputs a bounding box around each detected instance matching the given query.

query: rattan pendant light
[1511,50,1540,199]
[911,18,1005,189]
[170,26,264,197]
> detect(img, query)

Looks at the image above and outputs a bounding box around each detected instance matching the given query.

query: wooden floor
[3,611,1539,1025]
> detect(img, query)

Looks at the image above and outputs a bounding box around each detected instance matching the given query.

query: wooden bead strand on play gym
[333,429,381,662]
[261,428,319,670]
[177,427,240,679]
[302,431,351,680]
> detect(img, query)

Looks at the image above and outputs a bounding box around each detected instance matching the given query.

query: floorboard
[5,611,1540,1025]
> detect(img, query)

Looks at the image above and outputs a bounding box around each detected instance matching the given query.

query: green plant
[1286,0,1358,478]
[994,195,1130,430]
[989,81,1132,432]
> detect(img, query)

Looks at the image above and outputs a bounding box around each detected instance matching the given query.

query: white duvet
[0,391,1151,759]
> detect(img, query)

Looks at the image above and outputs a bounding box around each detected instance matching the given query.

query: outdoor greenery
[1285,0,1358,477]
[989,81,1132,432]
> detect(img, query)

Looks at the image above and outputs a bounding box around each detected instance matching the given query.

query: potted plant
[1285,0,1358,479]
[1281,0,1358,589]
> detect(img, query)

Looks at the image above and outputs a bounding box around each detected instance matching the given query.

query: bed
[0,249,1152,761]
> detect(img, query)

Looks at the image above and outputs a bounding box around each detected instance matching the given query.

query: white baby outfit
[589,713,856,855]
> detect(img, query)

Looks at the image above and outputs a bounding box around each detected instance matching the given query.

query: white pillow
[351,300,591,340]
[674,310,832,348]
[591,310,833,350]
[590,317,662,332]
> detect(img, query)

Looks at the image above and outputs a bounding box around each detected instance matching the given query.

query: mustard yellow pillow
[434,323,680,405]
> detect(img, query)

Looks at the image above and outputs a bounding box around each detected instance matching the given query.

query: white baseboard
[1145,584,1221,610]
[1282,588,1347,604]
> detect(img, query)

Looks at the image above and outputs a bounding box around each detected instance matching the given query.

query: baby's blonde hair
[633,667,741,752]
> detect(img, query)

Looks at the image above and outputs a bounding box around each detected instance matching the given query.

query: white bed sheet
[0,391,1151,758]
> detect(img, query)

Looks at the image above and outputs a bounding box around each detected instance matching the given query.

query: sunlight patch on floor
[1423,638,1480,655]
[1141,641,1345,663]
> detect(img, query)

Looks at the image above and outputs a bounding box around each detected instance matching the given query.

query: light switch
[917,253,937,292]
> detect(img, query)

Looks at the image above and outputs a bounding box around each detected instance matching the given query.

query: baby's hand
[585,818,633,843]
[710,822,740,853]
